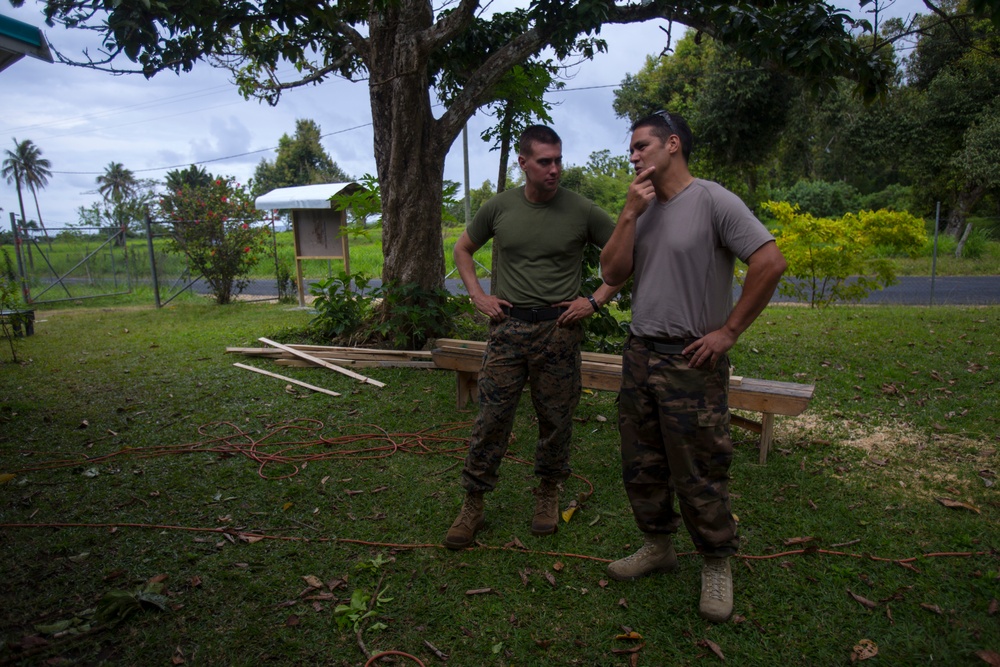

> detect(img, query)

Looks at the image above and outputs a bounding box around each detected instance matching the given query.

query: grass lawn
[0,302,997,665]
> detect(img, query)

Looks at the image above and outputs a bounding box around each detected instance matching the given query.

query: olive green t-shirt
[467,186,615,308]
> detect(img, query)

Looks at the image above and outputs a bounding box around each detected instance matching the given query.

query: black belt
[502,305,567,323]
[632,334,695,355]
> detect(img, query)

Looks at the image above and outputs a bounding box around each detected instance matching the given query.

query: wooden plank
[233,362,341,397]
[259,337,386,388]
[275,359,437,369]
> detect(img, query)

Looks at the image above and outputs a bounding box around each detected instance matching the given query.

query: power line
[49,122,373,176]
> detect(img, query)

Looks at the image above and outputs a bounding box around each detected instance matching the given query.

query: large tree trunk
[944,183,986,237]
[368,3,447,294]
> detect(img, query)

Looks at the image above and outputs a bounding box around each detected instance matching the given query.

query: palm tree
[19,140,52,241]
[96,162,138,244]
[96,161,137,204]
[0,138,34,240]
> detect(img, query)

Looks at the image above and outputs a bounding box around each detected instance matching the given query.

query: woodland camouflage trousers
[618,335,739,557]
[460,317,584,493]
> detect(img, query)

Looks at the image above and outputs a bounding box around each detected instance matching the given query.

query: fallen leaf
[284,615,300,627]
[783,536,815,546]
[544,571,556,588]
[344,490,364,496]
[0,473,15,485]
[282,502,294,511]
[976,649,1000,666]
[598,579,608,588]
[988,598,998,616]
[553,561,564,572]
[935,497,981,514]
[78,420,89,429]
[240,534,265,544]
[596,414,607,422]
[148,574,168,584]
[851,639,878,661]
[505,537,527,550]
[615,631,643,641]
[465,588,494,596]
[535,639,553,650]
[920,603,943,615]
[302,575,323,588]
[611,643,645,655]
[561,505,577,522]
[698,638,725,661]
[618,597,628,609]
[848,589,877,609]
[518,569,530,586]
[189,576,202,588]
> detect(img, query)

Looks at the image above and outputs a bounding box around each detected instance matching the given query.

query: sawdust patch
[765,412,995,501]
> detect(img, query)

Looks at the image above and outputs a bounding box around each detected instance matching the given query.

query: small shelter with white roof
[255,182,366,307]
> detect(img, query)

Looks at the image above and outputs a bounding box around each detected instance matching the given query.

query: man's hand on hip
[555,297,594,326]
[472,294,511,323]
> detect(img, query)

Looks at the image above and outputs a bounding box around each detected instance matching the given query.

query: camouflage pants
[618,335,739,557]
[460,317,584,493]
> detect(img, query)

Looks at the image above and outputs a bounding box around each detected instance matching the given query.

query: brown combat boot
[530,479,560,536]
[699,557,733,622]
[443,491,485,550]
[606,533,679,581]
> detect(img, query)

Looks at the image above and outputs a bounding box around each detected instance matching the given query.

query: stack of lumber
[227,343,435,369]
[227,338,437,396]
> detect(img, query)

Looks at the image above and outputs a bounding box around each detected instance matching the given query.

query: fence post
[9,212,31,304]
[145,211,162,308]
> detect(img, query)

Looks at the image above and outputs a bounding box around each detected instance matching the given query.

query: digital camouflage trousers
[460,317,584,493]
[618,335,739,557]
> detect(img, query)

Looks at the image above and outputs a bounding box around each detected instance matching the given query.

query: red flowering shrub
[158,177,268,304]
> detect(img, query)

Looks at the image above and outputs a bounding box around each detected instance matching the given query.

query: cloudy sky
[2,0,925,228]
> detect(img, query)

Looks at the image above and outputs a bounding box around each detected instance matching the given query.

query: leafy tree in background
[35,0,900,342]
[560,149,633,217]
[896,5,1000,234]
[763,201,925,307]
[158,176,268,304]
[252,119,351,197]
[165,164,213,192]
[613,32,800,200]
[2,138,52,240]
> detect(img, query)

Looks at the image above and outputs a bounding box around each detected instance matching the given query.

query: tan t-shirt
[468,186,615,307]
[630,179,775,339]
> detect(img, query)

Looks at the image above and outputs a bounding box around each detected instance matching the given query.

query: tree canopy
[252,119,351,197]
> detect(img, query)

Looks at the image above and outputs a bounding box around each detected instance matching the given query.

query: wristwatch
[587,295,600,312]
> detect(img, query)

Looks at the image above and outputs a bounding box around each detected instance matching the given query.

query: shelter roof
[254,182,363,211]
[0,14,54,73]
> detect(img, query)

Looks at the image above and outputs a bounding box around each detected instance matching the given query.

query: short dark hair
[518,125,562,156]
[631,111,693,163]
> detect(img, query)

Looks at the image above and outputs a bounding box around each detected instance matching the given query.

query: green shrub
[959,225,993,259]
[772,179,862,218]
[369,280,472,350]
[308,271,374,341]
[763,201,925,307]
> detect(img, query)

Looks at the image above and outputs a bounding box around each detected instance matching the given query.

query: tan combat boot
[699,557,733,622]
[530,479,560,536]
[606,533,678,581]
[443,491,485,550]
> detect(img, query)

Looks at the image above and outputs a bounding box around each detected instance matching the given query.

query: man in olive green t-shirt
[444,125,620,549]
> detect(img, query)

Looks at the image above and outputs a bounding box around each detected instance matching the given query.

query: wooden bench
[0,309,35,337]
[431,338,814,465]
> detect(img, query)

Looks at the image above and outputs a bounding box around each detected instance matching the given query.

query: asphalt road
[227,275,1000,306]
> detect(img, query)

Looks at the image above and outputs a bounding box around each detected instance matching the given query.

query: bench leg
[758,413,775,465]
[456,371,479,410]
